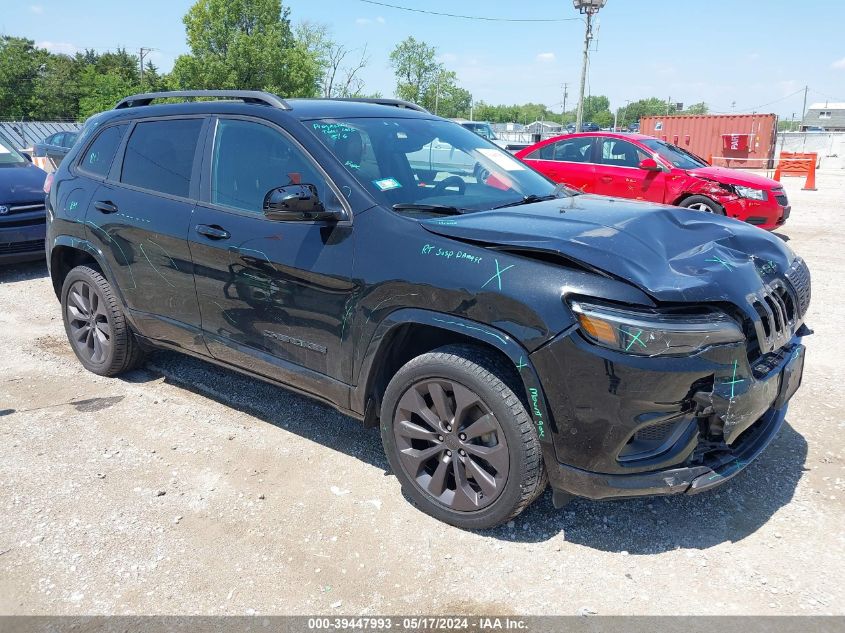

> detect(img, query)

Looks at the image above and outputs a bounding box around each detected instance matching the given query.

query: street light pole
[573,0,607,133]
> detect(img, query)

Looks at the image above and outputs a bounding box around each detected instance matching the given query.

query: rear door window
[77,124,128,178]
[120,119,203,198]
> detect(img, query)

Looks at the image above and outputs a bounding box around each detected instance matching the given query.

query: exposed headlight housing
[570,301,744,356]
[733,185,768,201]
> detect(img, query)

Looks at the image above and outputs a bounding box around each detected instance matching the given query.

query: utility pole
[562,83,569,118]
[666,95,671,115]
[139,47,153,81]
[575,13,593,133]
[800,85,808,129]
[573,1,607,132]
[434,71,442,116]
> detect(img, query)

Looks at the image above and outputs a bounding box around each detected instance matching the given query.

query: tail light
[43,172,54,194]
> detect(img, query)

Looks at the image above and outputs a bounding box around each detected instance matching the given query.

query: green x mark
[619,327,647,351]
[724,358,744,398]
[481,259,515,291]
[706,256,734,271]
[516,356,528,370]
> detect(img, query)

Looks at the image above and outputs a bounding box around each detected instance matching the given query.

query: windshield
[0,137,27,167]
[641,138,707,170]
[309,117,561,212]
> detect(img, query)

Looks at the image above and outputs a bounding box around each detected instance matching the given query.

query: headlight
[733,185,768,201]
[570,301,744,356]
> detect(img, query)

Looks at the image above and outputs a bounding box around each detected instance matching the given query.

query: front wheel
[380,345,545,529]
[679,195,725,215]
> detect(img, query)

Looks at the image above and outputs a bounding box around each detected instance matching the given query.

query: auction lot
[1,172,843,616]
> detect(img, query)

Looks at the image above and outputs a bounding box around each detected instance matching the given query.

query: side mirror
[638,157,661,171]
[262,184,340,222]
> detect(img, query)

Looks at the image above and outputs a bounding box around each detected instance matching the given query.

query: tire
[679,195,725,215]
[380,344,546,529]
[61,265,145,377]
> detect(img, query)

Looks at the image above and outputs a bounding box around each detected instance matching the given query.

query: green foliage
[582,95,612,127]
[0,37,48,119]
[172,0,319,96]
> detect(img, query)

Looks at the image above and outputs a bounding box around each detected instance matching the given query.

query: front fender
[354,308,554,444]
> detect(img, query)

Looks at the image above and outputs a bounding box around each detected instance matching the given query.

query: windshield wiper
[492,193,558,210]
[491,184,576,210]
[392,203,465,216]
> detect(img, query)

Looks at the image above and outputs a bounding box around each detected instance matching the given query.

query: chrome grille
[784,257,811,318]
[749,280,798,355]
[8,202,46,214]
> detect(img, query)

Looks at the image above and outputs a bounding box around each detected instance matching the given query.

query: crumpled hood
[421,195,794,305]
[0,163,47,204]
[688,165,780,189]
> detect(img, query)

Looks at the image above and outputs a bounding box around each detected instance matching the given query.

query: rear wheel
[380,345,545,529]
[679,195,725,215]
[61,265,145,376]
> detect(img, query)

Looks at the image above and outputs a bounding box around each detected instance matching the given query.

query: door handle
[93,200,118,214]
[599,176,614,183]
[196,224,230,240]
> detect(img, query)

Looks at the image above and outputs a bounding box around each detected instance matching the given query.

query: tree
[296,21,370,98]
[582,95,612,127]
[683,101,708,115]
[389,37,441,105]
[31,53,81,120]
[172,0,320,97]
[77,65,138,119]
[0,37,48,119]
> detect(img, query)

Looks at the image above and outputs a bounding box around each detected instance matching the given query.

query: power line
[357,0,582,22]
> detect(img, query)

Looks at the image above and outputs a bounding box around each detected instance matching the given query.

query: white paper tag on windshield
[477,148,525,171]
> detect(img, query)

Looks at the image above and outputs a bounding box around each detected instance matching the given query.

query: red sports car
[516,133,790,230]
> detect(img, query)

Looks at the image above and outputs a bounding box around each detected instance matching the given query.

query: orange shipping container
[639,113,778,169]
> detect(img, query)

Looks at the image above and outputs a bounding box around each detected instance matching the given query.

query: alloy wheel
[66,280,112,364]
[688,202,713,212]
[393,378,510,511]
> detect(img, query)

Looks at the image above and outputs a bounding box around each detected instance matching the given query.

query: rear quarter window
[120,119,203,198]
[77,124,128,178]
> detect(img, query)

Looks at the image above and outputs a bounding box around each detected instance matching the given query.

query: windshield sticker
[311,122,356,141]
[477,148,526,171]
[373,177,402,191]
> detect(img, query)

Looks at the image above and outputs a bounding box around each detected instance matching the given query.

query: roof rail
[114,90,291,110]
[332,98,430,113]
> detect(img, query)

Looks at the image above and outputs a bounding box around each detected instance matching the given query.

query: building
[801,103,845,132]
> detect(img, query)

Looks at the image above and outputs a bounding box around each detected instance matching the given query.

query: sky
[4,0,845,119]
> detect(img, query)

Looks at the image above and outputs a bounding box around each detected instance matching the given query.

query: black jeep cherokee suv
[46,91,810,529]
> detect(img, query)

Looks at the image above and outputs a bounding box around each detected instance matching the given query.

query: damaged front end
[529,256,811,503]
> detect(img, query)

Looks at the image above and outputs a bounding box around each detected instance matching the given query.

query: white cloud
[536,52,556,63]
[832,57,845,69]
[355,16,385,26]
[36,41,78,56]
[30,4,44,14]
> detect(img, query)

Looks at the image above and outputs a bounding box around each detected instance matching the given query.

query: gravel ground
[1,171,843,616]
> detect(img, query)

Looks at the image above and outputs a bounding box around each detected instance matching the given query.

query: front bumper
[0,219,46,264]
[531,328,805,501]
[723,196,789,231]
